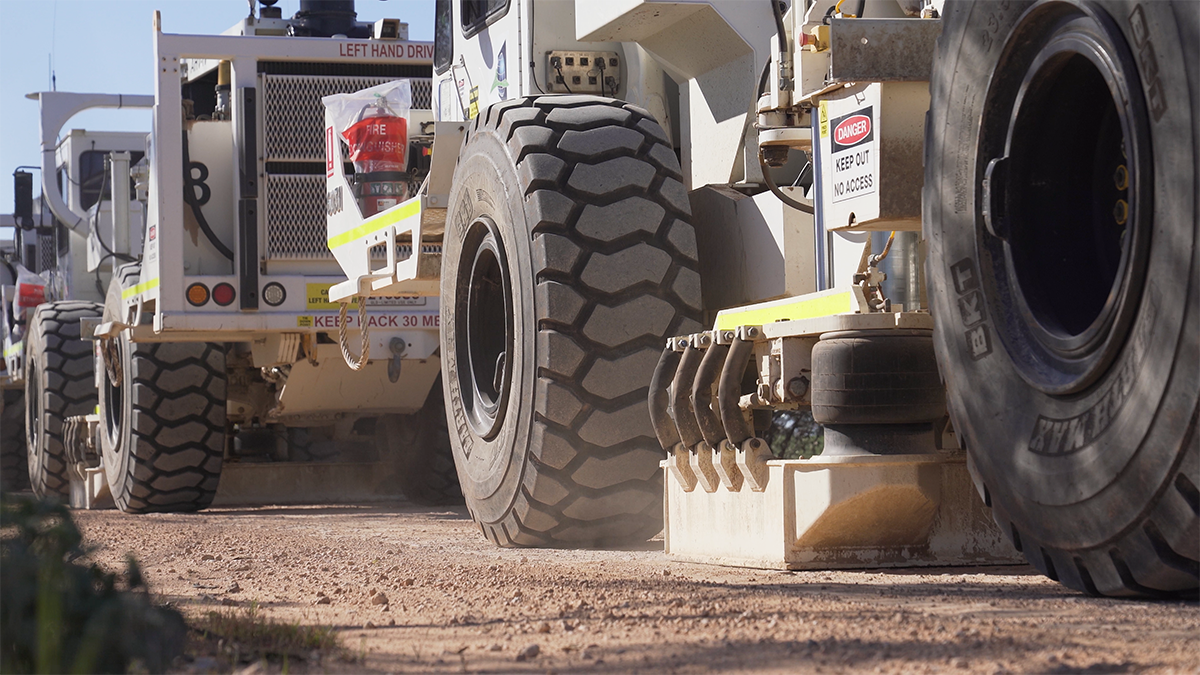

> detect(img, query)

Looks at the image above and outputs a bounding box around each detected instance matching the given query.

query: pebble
[951,657,969,669]
[487,644,503,652]
[315,596,331,605]
[515,644,540,661]
[537,622,551,634]
[365,621,376,629]
[201,554,215,561]
[371,592,389,605]
[226,582,241,593]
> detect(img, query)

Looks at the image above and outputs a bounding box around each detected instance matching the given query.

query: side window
[434,0,453,74]
[461,0,509,38]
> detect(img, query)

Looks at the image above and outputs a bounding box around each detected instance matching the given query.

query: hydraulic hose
[648,346,684,451]
[670,344,705,448]
[692,343,731,448]
[718,336,755,446]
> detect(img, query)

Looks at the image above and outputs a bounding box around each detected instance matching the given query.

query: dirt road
[73,502,1198,674]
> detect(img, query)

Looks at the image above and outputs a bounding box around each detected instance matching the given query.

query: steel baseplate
[662,450,1023,570]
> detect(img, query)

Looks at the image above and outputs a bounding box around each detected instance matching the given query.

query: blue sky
[0,0,435,224]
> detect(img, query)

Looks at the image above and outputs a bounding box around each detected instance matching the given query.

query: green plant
[0,492,185,674]
[197,601,344,663]
[765,410,825,460]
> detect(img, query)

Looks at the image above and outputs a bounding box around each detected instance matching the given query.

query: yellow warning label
[305,283,357,310]
[819,101,829,139]
[468,86,480,119]
[297,315,313,328]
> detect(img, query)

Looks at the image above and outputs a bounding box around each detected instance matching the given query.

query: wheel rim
[24,359,41,476]
[102,341,125,452]
[455,216,514,440]
[978,3,1152,395]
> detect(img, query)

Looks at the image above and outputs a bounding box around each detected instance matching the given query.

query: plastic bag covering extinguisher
[322,80,412,217]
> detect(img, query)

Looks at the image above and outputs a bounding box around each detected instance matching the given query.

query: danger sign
[828,105,876,204]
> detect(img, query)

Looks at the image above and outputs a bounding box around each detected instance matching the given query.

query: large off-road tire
[24,301,103,499]
[925,1,1198,597]
[1,389,29,491]
[441,96,702,547]
[377,377,463,506]
[98,266,227,513]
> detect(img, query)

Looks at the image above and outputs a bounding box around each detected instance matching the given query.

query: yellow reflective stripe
[327,197,421,250]
[3,344,21,357]
[121,277,160,300]
[715,290,853,331]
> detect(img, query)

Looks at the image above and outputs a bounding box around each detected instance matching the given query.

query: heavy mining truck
[324,0,1197,598]
[2,1,462,511]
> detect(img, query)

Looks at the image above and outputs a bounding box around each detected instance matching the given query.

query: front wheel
[442,96,702,547]
[925,0,1198,597]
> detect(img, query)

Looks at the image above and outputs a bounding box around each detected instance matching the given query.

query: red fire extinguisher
[341,96,409,217]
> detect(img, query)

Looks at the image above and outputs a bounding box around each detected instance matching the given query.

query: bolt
[676,338,689,349]
[1113,165,1129,191]
[786,376,809,399]
[746,327,759,338]
[723,331,735,341]
[1113,199,1128,226]
[698,333,712,346]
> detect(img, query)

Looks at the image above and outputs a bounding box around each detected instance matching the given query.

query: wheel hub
[455,216,514,440]
[978,2,1152,395]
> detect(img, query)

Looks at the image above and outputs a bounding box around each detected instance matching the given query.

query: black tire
[24,301,103,499]
[925,1,1198,597]
[98,269,227,513]
[441,96,702,547]
[377,378,464,506]
[1,389,29,492]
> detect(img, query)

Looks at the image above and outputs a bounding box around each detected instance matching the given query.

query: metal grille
[39,233,55,273]
[262,74,432,162]
[266,174,329,259]
[265,175,440,261]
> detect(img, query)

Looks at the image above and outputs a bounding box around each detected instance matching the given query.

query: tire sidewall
[99,330,136,508]
[926,1,1198,547]
[23,311,57,497]
[441,122,536,524]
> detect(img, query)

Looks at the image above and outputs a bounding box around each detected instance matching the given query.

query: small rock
[221,597,237,606]
[951,657,970,669]
[365,621,376,629]
[662,569,671,576]
[488,644,503,652]
[403,578,415,586]
[226,582,241,593]
[515,644,540,662]
[388,619,395,626]
[370,592,389,605]
[315,596,332,605]
[200,554,215,561]
[385,549,395,555]
[537,622,551,634]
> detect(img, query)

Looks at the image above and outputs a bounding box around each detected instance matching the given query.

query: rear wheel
[377,377,463,506]
[1,389,28,491]
[24,301,103,499]
[925,0,1198,596]
[98,267,227,513]
[442,96,702,546]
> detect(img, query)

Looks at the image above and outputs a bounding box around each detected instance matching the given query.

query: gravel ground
[73,502,1199,674]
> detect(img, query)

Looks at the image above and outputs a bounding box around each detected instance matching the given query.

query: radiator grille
[266,174,329,259]
[262,74,432,162]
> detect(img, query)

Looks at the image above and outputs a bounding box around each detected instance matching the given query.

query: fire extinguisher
[341,95,410,217]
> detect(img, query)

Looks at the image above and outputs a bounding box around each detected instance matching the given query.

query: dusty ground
[73,502,1198,674]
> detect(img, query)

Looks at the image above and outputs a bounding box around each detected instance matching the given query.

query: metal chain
[338,297,370,371]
